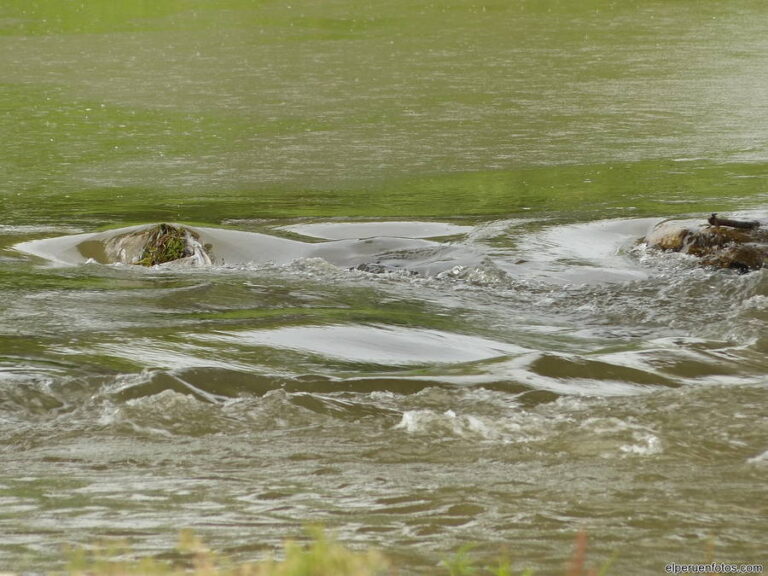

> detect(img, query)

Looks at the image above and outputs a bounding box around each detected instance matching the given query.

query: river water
[0,2,766,574]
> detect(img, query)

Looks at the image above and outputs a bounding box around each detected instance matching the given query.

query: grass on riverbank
[62,528,610,576]
[66,528,388,576]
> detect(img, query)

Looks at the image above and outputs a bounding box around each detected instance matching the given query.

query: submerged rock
[352,262,419,276]
[15,222,471,273]
[643,214,768,272]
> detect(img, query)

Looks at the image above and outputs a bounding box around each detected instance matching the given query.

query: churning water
[2,216,766,573]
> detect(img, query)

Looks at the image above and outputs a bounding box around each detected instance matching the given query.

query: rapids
[2,216,766,573]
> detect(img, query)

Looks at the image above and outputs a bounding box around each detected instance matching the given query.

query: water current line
[168,373,227,405]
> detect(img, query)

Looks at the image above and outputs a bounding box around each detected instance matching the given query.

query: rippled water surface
[1,1,767,574]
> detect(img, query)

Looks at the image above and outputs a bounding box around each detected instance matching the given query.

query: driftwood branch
[708,213,760,230]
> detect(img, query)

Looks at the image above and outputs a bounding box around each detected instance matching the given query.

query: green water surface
[2,1,768,225]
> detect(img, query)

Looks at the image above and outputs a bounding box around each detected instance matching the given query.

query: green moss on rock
[136,223,193,267]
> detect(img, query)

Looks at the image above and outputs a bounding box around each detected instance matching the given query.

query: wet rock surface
[643,214,768,272]
[77,223,213,267]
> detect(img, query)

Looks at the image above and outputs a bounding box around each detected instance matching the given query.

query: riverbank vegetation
[61,528,609,576]
[66,528,387,576]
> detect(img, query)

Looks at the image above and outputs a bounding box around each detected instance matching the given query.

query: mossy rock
[136,223,193,266]
[100,223,212,267]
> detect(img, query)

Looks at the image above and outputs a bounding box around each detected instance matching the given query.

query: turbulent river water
[1,1,767,574]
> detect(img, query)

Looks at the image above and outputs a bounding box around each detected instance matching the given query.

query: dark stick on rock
[643,217,768,272]
[707,213,760,230]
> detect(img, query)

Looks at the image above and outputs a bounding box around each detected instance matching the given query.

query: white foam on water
[746,450,768,465]
[395,409,502,440]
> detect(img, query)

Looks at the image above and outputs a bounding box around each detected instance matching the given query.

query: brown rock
[643,216,768,272]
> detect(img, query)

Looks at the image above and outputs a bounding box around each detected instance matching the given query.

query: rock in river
[14,221,480,274]
[103,223,212,266]
[15,223,215,268]
[643,214,768,272]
